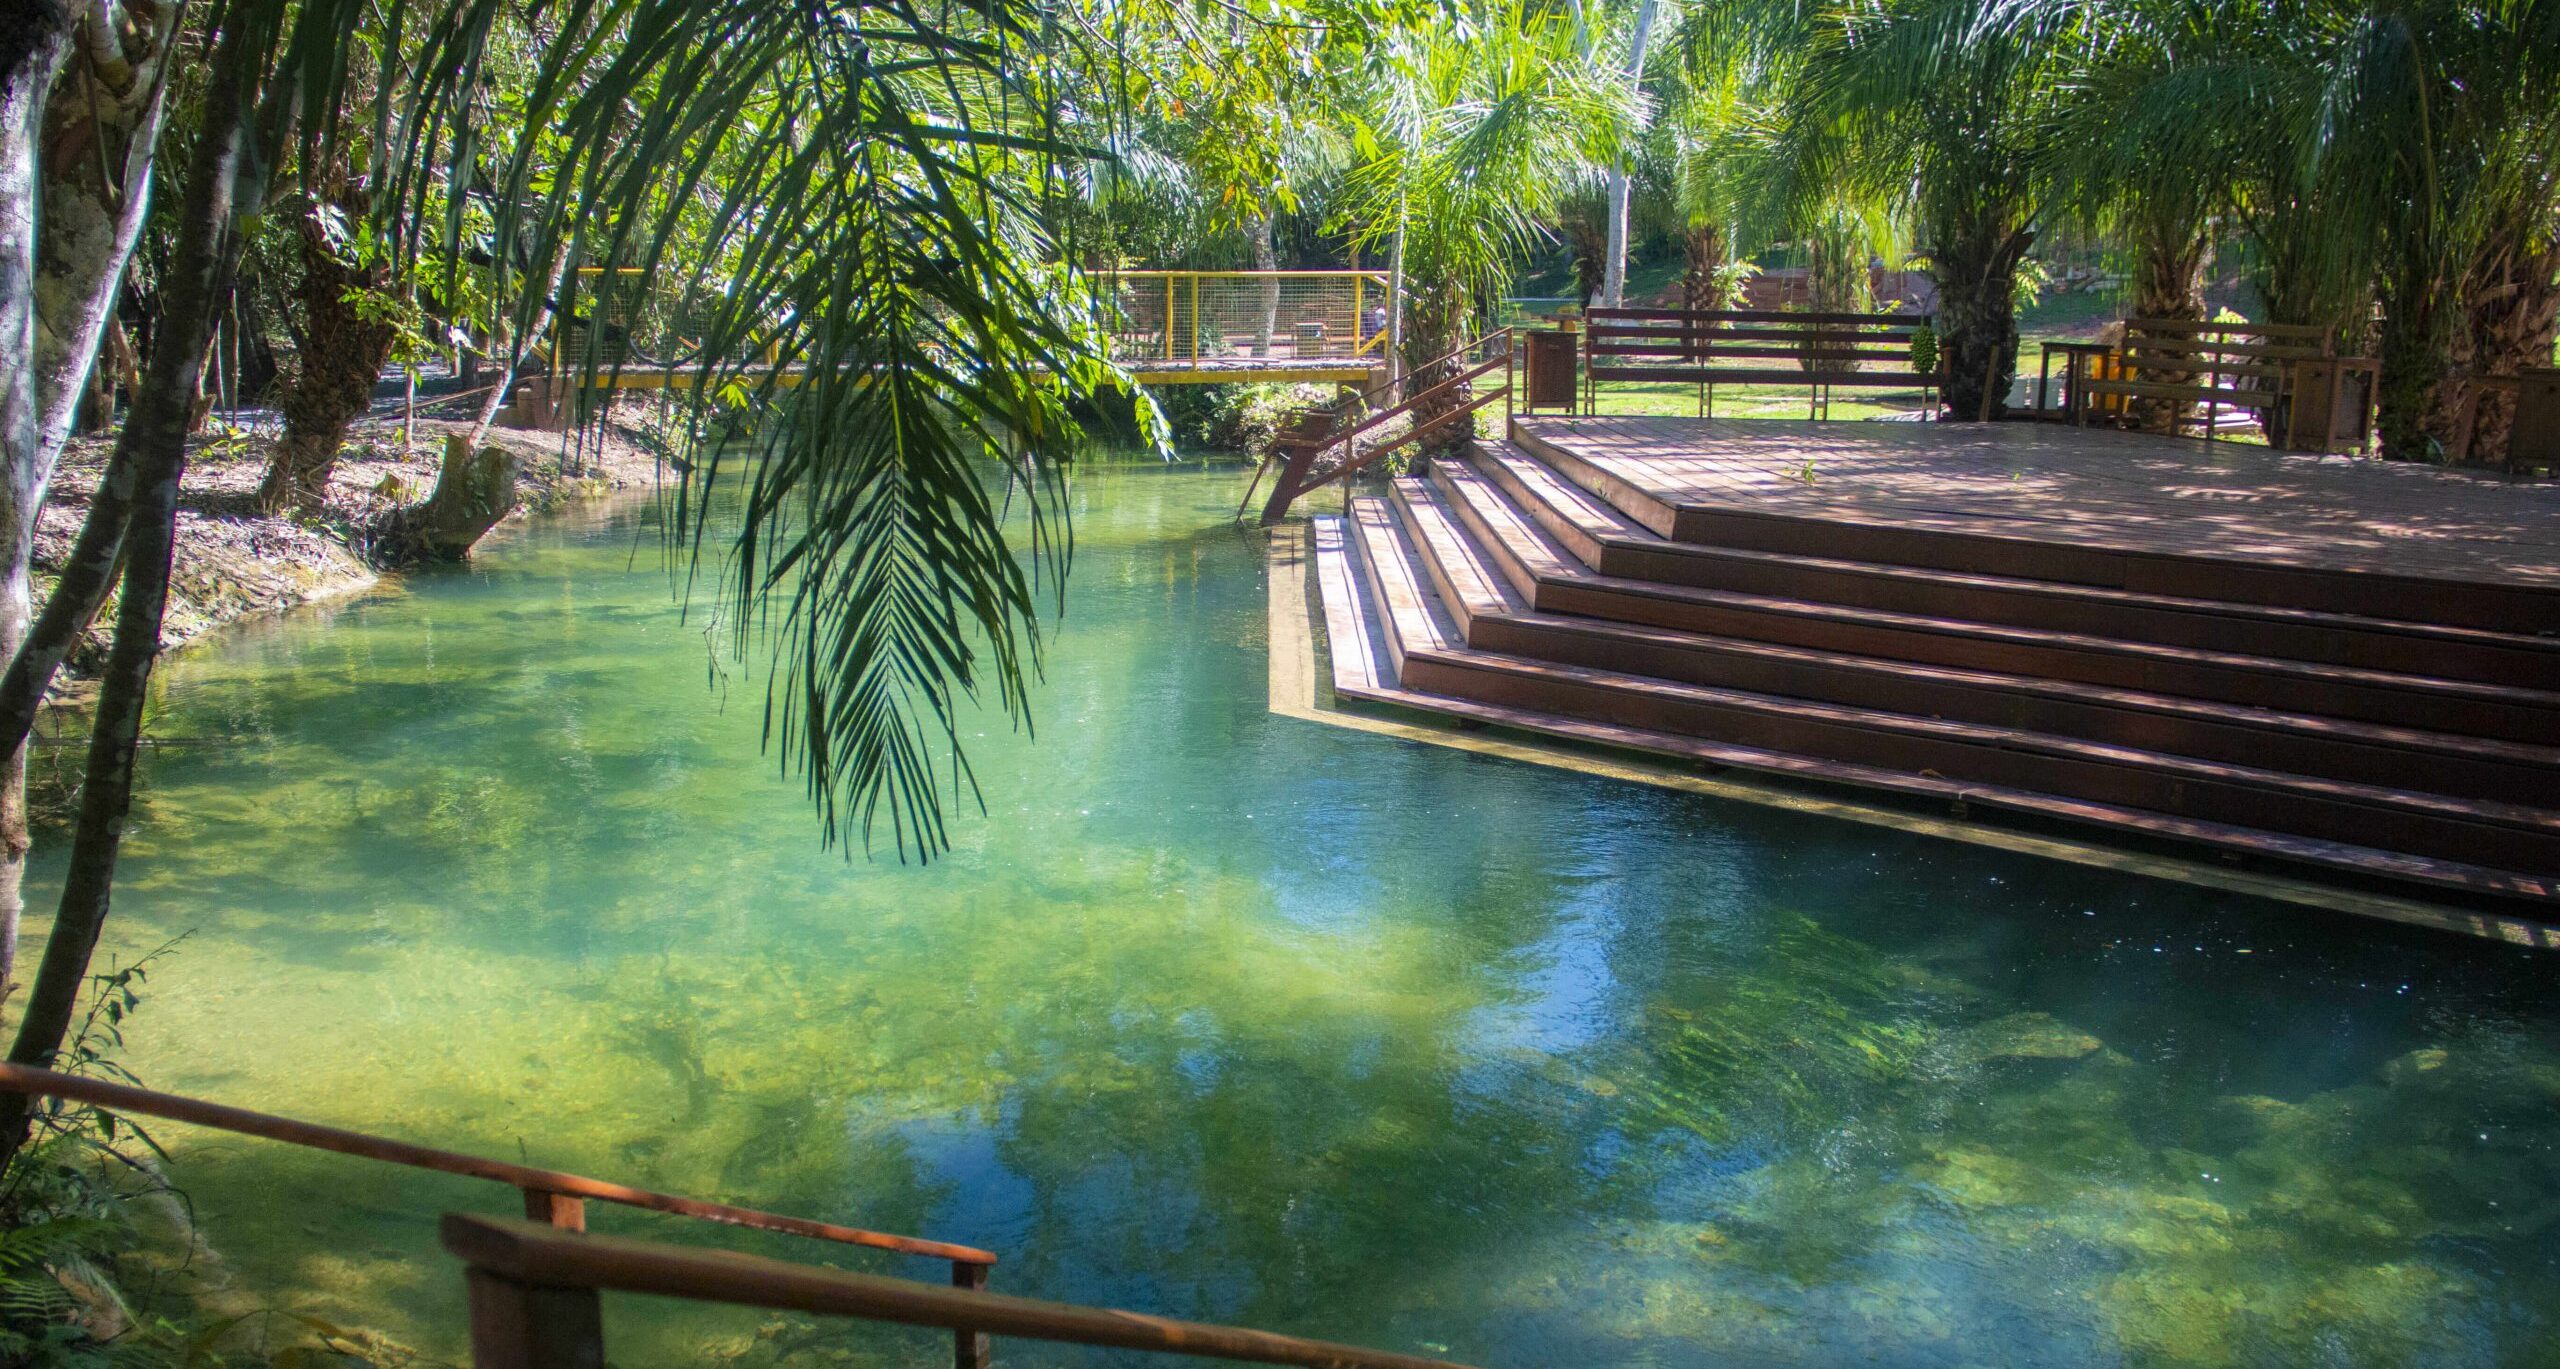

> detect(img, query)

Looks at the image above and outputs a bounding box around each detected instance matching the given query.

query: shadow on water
[23,455,2560,1368]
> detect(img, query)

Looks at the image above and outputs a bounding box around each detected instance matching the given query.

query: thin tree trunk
[1248,211,1278,356]
[465,242,572,452]
[0,3,260,1166]
[1385,208,1407,399]
[1598,0,1656,309]
[0,10,73,1003]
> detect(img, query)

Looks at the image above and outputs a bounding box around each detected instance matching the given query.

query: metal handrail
[446,1214,1481,1369]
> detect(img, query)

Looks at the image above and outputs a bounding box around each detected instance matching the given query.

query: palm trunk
[1681,222,1728,312]
[2374,248,2453,461]
[0,12,72,1001]
[1929,216,2032,422]
[2436,221,2560,466]
[1399,265,1474,469]
[257,193,400,512]
[0,4,262,1168]
[2128,218,2209,433]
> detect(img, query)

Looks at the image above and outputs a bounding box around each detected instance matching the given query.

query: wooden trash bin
[2511,367,2560,471]
[1522,328,1579,414]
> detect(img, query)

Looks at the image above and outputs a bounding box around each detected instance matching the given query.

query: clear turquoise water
[24,458,2560,1367]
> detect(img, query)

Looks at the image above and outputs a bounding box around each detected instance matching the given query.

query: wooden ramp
[1302,416,2560,938]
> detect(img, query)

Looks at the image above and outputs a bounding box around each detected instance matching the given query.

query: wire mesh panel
[1099,272,1393,365]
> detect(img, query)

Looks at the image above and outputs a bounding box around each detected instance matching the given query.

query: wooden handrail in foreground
[0,1063,990,1265]
[445,1214,1480,1369]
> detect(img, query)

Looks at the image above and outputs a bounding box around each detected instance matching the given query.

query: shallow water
[25,458,2560,1368]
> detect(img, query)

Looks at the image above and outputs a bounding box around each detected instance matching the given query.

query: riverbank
[37,415,661,677]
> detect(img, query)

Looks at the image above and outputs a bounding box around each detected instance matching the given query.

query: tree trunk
[35,0,176,486]
[0,8,71,1002]
[1929,216,2032,422]
[466,242,572,452]
[2374,248,2453,461]
[1385,208,1407,398]
[1597,0,1658,309]
[0,1,261,1168]
[1248,212,1278,356]
[1398,265,1474,468]
[2436,222,2560,466]
[1681,222,1729,312]
[2128,217,2209,433]
[370,434,518,564]
[257,193,399,513]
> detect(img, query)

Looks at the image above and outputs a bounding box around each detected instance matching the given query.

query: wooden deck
[1514,415,2560,629]
[1294,414,2560,942]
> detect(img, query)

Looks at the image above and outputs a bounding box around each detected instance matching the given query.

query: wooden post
[523,1189,587,1232]
[465,1269,605,1369]
[952,1261,992,1369]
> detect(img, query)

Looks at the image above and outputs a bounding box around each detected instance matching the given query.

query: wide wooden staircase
[1308,424,2560,925]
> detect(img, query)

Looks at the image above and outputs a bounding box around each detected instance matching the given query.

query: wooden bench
[1582,307,1938,418]
[2068,319,2377,452]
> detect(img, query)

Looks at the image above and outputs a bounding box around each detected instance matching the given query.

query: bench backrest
[1584,307,1934,384]
[2115,319,2336,387]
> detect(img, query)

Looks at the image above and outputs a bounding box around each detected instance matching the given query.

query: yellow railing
[1098,270,1394,365]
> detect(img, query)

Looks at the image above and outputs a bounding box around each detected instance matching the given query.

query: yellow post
[1353,275,1364,355]
[1164,275,1177,360]
[1190,274,1201,363]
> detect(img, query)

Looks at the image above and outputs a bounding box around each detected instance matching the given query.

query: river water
[30,457,2560,1367]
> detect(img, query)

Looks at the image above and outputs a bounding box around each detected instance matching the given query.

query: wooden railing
[0,1063,999,1367]
[1255,331,1516,526]
[445,1214,1480,1369]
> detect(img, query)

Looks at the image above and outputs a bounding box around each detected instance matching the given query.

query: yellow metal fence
[1100,271,1393,365]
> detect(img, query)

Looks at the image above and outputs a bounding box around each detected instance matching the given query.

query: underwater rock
[1961,1012,2103,1064]
[2380,1046,2449,1087]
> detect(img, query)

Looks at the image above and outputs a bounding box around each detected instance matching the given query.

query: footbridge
[503,268,1392,425]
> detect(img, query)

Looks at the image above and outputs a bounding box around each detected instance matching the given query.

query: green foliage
[1909,322,1939,376]
[1156,382,1337,454]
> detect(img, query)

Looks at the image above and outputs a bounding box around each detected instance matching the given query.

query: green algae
[12,460,2560,1367]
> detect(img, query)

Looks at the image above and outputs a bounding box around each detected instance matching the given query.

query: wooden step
[1439,453,2560,746]
[1507,417,2560,635]
[1473,439,2560,688]
[1398,473,2560,807]
[1308,513,2557,907]
[1345,496,2560,877]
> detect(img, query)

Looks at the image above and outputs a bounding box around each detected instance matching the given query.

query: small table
[2038,341,2113,422]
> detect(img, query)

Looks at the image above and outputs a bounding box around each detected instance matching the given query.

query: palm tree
[1778,0,2091,421]
[2303,0,2560,458]
[1343,3,1638,455]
